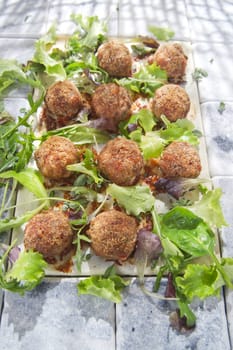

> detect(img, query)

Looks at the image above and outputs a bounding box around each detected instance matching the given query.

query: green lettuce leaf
[0,59,41,96]
[160,116,200,146]
[0,201,47,233]
[118,63,167,97]
[177,300,196,328]
[120,109,157,137]
[67,149,103,184]
[0,247,47,294]
[33,25,66,81]
[69,14,107,53]
[176,264,222,302]
[189,188,228,228]
[160,206,215,257]
[139,132,165,159]
[107,184,155,216]
[42,124,110,145]
[148,26,175,41]
[0,168,48,202]
[77,274,129,303]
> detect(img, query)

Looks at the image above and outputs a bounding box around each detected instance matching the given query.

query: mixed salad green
[0,14,232,330]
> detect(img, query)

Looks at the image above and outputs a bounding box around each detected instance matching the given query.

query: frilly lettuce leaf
[69,14,107,53]
[77,275,129,303]
[189,188,228,228]
[0,58,42,96]
[107,184,155,216]
[160,116,200,146]
[176,264,222,302]
[126,115,200,160]
[0,247,47,294]
[32,25,66,81]
[148,25,175,41]
[118,63,167,97]
[139,132,165,159]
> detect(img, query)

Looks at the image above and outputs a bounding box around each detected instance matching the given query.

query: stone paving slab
[47,0,119,36]
[192,43,233,103]
[212,176,233,348]
[0,278,115,350]
[1,1,233,349]
[0,0,48,37]
[116,278,230,350]
[186,0,233,43]
[201,102,233,176]
[118,0,190,39]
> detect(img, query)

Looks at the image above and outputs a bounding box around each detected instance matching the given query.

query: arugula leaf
[77,270,129,303]
[67,149,103,184]
[148,25,175,41]
[107,184,155,216]
[0,201,47,233]
[0,245,47,294]
[0,168,48,202]
[188,188,227,228]
[118,63,167,97]
[41,124,110,145]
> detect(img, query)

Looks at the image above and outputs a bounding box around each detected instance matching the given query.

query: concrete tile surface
[0,278,115,350]
[212,176,233,348]
[186,0,233,43]
[116,278,230,350]
[1,1,233,349]
[118,0,190,39]
[0,0,48,37]
[47,0,119,35]
[201,102,233,176]
[192,43,233,103]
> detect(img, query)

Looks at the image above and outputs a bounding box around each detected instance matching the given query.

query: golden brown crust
[97,40,132,77]
[151,84,190,121]
[24,209,74,263]
[87,209,137,261]
[91,83,132,122]
[45,80,83,126]
[159,141,201,178]
[154,43,187,83]
[98,137,144,186]
[34,135,78,180]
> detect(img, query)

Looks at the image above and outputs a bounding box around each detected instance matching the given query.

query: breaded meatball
[45,80,83,127]
[92,83,132,123]
[97,40,132,77]
[34,135,78,180]
[159,141,201,178]
[98,137,144,186]
[151,84,190,122]
[87,209,137,261]
[153,43,187,82]
[24,209,74,264]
